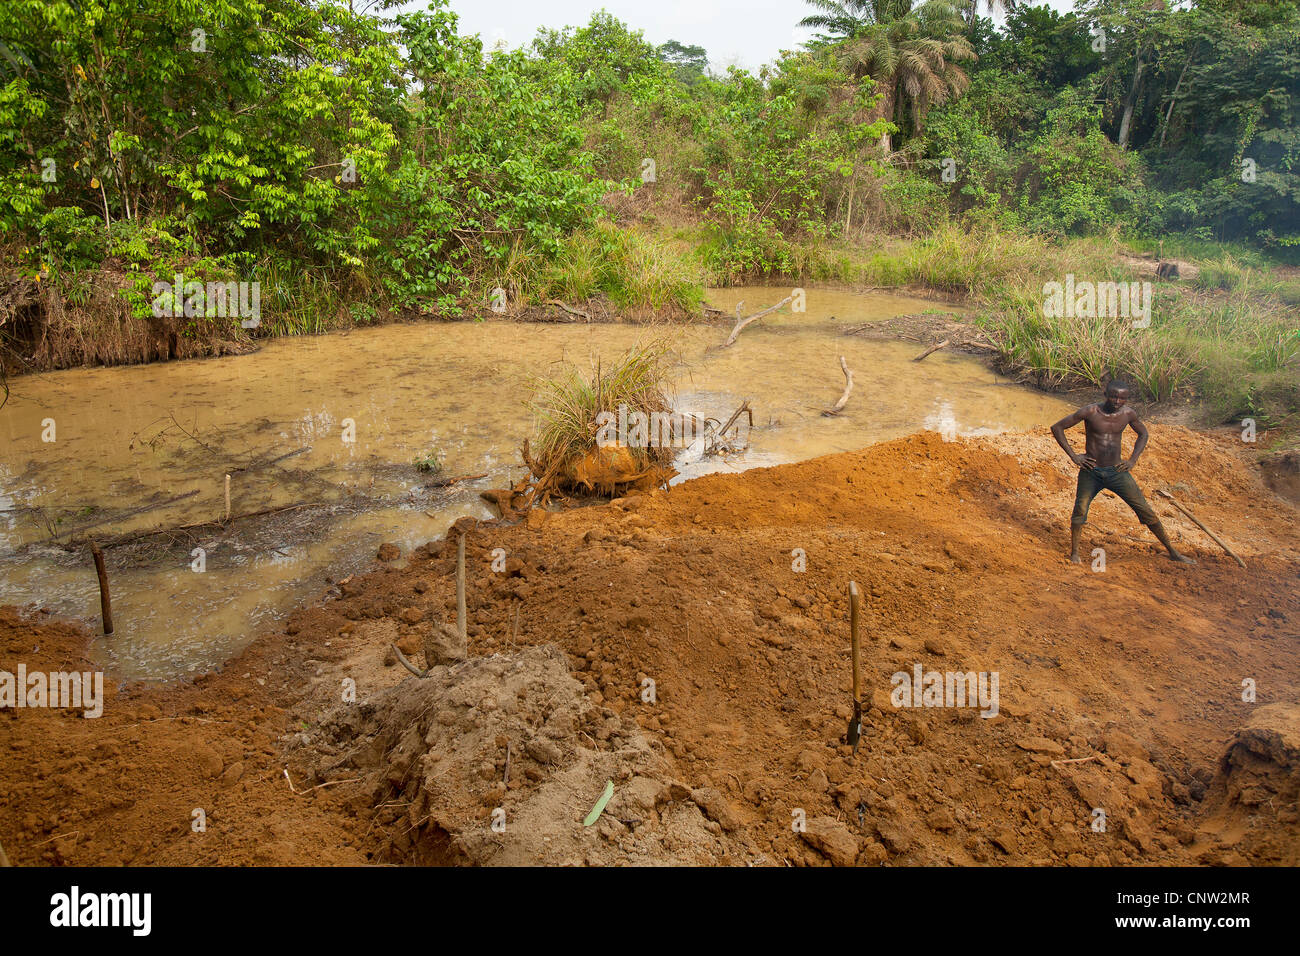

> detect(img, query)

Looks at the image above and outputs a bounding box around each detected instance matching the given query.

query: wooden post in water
[90,540,113,635]
[456,532,467,656]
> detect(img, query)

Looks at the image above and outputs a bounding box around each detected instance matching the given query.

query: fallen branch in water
[425,472,487,489]
[546,299,591,322]
[912,339,950,362]
[822,356,854,416]
[51,489,201,543]
[717,400,753,436]
[718,295,793,349]
[229,445,311,475]
[69,501,314,551]
[705,400,753,456]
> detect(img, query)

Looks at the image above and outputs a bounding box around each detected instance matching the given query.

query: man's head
[1103,380,1132,409]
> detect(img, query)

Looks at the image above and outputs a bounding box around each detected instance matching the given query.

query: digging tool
[847,581,863,753]
[1157,489,1246,569]
[457,532,467,654]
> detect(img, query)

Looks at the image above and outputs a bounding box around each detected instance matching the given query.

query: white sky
[432,0,1079,74]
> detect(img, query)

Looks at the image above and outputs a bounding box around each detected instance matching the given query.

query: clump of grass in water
[413,449,443,474]
[527,340,677,475]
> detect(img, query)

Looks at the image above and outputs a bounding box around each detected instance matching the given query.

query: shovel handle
[849,581,860,703]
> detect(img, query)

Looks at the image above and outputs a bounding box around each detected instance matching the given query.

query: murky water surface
[0,288,1071,679]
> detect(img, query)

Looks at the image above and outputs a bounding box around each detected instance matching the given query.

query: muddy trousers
[1070,465,1160,527]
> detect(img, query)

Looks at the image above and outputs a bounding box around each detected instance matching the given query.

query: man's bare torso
[1079,403,1136,467]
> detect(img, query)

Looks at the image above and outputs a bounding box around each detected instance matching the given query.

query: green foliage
[531,11,671,108]
[526,221,702,314]
[1016,88,1148,235]
[831,0,975,144]
[657,41,709,86]
[0,0,1295,396]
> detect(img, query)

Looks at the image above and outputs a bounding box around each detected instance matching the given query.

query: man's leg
[1112,472,1196,564]
[1069,469,1100,563]
[1149,521,1195,563]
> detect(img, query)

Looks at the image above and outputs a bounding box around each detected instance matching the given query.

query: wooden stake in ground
[456,532,467,655]
[719,295,793,349]
[822,356,854,416]
[224,473,231,522]
[912,339,950,362]
[89,540,114,635]
[847,581,863,754]
[1157,489,1246,568]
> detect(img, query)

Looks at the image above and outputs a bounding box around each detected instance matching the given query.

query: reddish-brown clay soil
[2,425,1297,866]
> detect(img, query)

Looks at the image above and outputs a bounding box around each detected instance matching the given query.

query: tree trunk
[1159,55,1194,149]
[1117,48,1146,150]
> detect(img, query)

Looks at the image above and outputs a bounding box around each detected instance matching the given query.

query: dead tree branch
[719,296,793,349]
[822,356,854,416]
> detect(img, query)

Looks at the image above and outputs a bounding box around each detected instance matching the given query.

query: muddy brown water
[0,288,1072,680]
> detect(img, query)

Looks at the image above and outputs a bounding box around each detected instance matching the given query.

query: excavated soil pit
[2,424,1297,866]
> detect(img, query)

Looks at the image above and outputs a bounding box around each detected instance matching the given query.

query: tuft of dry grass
[527,339,678,475]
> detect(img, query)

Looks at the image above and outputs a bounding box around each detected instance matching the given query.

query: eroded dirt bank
[2,425,1297,866]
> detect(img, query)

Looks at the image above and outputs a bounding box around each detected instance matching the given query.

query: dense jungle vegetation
[0,0,1296,419]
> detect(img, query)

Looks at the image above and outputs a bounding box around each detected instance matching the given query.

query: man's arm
[1050,407,1096,468]
[1117,410,1148,471]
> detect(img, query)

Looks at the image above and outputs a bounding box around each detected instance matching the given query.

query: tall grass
[528,339,676,473]
[254,258,349,336]
[522,221,703,317]
[976,245,1296,411]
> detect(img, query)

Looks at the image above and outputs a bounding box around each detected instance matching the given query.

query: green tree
[830,0,976,149]
[657,40,709,85]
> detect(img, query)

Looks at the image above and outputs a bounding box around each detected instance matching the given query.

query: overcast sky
[437,0,1080,74]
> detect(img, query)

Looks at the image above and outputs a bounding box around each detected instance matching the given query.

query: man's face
[1104,388,1129,409]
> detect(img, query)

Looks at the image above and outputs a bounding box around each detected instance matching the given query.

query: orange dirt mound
[2,425,1296,865]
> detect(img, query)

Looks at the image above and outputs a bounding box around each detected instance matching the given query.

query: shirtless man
[1050,381,1195,565]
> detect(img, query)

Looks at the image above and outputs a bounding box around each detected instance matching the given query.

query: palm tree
[959,0,1018,27]
[798,1,914,41]
[828,0,975,150]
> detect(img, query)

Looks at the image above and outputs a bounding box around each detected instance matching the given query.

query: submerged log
[822,356,854,417]
[426,472,487,489]
[546,300,591,321]
[53,489,201,544]
[912,339,950,362]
